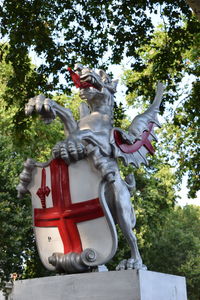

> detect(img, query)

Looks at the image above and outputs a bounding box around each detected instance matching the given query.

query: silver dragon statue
[17,64,164,273]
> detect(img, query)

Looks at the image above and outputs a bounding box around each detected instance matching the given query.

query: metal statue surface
[17,64,164,273]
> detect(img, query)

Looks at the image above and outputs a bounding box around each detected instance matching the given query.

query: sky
[177,175,200,207]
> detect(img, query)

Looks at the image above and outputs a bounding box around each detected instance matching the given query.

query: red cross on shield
[28,158,117,270]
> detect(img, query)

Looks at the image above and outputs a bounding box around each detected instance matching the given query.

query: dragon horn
[148,82,165,113]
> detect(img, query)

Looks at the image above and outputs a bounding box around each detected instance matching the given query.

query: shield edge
[18,158,118,269]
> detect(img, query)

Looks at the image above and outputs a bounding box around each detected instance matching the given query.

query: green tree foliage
[0,1,199,196]
[0,1,199,197]
[0,50,48,284]
[0,0,191,90]
[0,0,194,113]
[113,102,126,128]
[0,45,83,283]
[123,23,200,198]
[0,134,30,285]
[145,205,200,300]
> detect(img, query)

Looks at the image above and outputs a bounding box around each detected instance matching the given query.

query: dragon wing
[110,82,164,167]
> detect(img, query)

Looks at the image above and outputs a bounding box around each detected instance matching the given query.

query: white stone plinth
[0,291,4,300]
[8,270,187,300]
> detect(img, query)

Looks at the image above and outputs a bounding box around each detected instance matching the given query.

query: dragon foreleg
[25,94,78,135]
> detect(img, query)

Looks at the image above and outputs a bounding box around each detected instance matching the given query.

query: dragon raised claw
[23,64,164,271]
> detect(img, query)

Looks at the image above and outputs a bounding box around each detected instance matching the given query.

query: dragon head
[69,64,118,111]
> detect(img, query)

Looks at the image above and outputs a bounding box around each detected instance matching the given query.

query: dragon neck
[88,94,114,124]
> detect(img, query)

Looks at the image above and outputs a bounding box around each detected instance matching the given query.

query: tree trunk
[186,0,200,21]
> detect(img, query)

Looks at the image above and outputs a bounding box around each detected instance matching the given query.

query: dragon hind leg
[110,173,147,270]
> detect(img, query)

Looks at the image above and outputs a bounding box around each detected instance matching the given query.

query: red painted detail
[36,168,50,209]
[34,159,104,254]
[67,67,95,89]
[114,122,155,155]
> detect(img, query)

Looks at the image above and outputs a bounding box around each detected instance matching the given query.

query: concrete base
[8,270,187,300]
[0,291,4,300]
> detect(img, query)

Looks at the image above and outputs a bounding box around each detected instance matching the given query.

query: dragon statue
[17,64,164,273]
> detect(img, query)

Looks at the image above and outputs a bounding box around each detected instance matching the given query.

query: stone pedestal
[0,291,4,300]
[8,270,187,300]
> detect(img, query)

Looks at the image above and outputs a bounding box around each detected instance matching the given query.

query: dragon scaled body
[19,64,164,272]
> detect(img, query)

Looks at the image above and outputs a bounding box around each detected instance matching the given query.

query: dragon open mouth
[68,67,102,91]
[80,74,102,91]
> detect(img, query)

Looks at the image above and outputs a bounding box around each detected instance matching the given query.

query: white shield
[27,158,117,270]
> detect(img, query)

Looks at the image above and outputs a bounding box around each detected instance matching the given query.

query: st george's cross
[27,158,116,271]
[35,158,104,254]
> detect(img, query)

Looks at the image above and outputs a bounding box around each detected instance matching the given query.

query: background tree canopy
[0,0,199,196]
[0,1,199,299]
[0,0,195,97]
